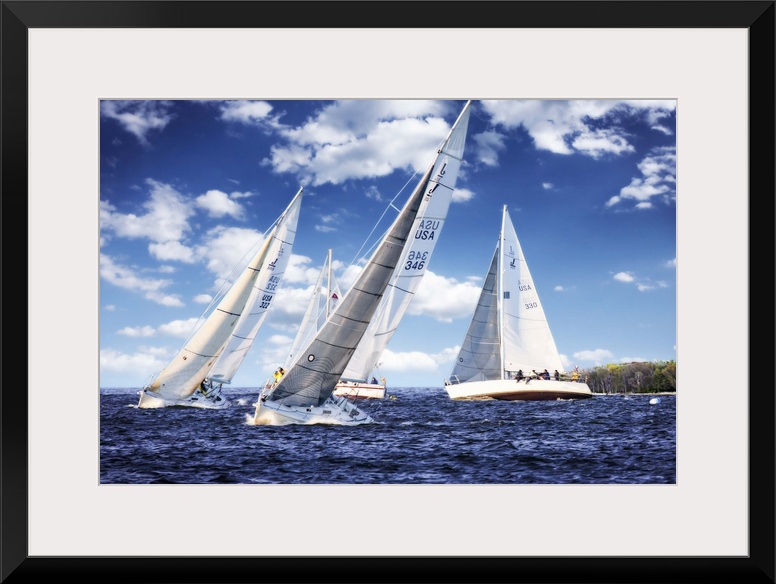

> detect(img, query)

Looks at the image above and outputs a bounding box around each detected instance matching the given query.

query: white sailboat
[137,188,304,409]
[334,100,472,400]
[253,171,431,425]
[444,205,592,401]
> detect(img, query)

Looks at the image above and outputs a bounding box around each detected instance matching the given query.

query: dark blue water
[100,387,675,484]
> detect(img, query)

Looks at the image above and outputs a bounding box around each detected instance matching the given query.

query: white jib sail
[341,100,472,382]
[208,188,303,384]
[146,188,302,400]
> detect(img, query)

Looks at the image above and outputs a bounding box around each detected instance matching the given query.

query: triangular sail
[145,188,303,400]
[499,207,564,374]
[341,100,472,382]
[448,246,502,383]
[268,164,435,408]
[208,188,303,384]
[282,249,341,370]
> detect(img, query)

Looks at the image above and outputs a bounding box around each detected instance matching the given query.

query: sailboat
[334,100,472,400]
[137,187,304,409]
[253,100,472,425]
[444,205,592,401]
[281,248,387,400]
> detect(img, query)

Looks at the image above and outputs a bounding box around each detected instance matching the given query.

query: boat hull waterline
[444,379,593,401]
[332,381,386,400]
[252,395,375,426]
[137,389,230,409]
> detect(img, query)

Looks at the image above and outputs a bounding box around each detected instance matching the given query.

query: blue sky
[99,99,676,389]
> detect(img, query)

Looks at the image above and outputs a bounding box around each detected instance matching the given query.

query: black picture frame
[2,1,773,582]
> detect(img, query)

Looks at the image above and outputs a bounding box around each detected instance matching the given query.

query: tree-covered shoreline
[580,360,676,395]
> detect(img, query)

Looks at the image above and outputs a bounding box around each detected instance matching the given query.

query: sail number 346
[405,250,428,271]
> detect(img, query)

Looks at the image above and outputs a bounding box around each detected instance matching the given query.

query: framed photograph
[4,1,773,582]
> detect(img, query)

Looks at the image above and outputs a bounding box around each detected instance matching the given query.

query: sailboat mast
[498,204,507,381]
[326,248,333,319]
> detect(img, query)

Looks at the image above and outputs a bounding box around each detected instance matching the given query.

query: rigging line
[345,171,416,272]
[342,112,454,280]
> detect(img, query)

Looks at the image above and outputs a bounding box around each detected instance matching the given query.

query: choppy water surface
[100,387,675,484]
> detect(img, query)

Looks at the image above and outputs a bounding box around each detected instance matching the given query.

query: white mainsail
[340,100,472,383]
[266,164,435,409]
[140,188,303,406]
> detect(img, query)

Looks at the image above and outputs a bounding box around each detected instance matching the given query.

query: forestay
[341,100,472,383]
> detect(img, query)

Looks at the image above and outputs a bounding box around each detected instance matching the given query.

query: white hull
[137,389,230,409]
[252,395,375,426]
[444,378,593,401]
[332,381,386,400]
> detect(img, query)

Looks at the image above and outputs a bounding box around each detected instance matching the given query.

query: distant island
[578,360,676,395]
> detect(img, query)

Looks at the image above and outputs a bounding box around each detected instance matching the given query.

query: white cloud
[472,129,507,167]
[100,100,176,145]
[479,99,674,160]
[99,253,184,307]
[378,349,441,374]
[196,189,247,220]
[607,146,676,210]
[452,187,475,203]
[117,326,155,338]
[148,240,196,263]
[158,318,200,338]
[408,270,482,323]
[572,349,615,365]
[100,348,169,378]
[100,179,195,246]
[196,226,265,283]
[263,100,459,186]
[218,100,275,125]
[613,270,669,292]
